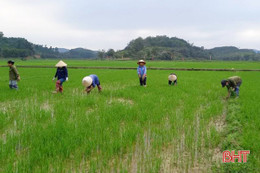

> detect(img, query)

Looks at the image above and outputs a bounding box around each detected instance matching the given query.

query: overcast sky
[0,0,259,50]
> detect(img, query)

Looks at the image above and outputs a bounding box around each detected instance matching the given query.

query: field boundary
[0,65,260,71]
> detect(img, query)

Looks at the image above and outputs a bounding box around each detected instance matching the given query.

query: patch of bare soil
[210,107,227,168]
[0,100,20,114]
[40,101,52,111]
[107,97,134,106]
[158,105,227,173]
[86,108,95,115]
[60,105,227,172]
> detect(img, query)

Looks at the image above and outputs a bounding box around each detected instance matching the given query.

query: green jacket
[9,65,19,80]
[227,76,242,91]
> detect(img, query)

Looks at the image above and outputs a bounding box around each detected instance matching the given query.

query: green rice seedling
[0,61,259,172]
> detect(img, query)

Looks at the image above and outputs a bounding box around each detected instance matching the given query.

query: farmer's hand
[66,77,68,81]
[17,76,21,81]
[52,77,56,81]
[86,88,91,94]
[138,74,141,78]
[142,75,145,81]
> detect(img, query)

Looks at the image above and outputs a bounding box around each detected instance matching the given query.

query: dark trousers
[169,80,177,85]
[139,77,147,86]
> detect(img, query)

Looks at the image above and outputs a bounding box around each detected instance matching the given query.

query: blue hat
[221,80,227,87]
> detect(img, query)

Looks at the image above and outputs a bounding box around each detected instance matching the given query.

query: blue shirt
[137,65,147,76]
[55,67,68,80]
[89,74,100,87]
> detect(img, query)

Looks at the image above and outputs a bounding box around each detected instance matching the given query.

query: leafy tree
[126,37,144,52]
[106,49,115,58]
[98,50,106,60]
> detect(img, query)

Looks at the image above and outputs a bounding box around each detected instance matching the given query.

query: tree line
[1,32,259,61]
[99,36,260,61]
[0,32,97,59]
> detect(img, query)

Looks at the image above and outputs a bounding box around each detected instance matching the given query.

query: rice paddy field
[0,60,259,172]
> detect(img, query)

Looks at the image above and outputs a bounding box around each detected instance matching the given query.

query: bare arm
[226,91,231,99]
[226,87,234,99]
[85,86,94,94]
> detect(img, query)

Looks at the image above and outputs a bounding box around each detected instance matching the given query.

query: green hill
[0,32,34,59]
[208,46,259,61]
[63,48,98,59]
[0,32,97,59]
[113,36,260,61]
[114,36,209,60]
[1,32,259,61]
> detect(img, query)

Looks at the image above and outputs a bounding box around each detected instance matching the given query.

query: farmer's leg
[235,81,242,96]
[139,77,143,86]
[59,86,63,93]
[235,87,240,96]
[59,78,66,86]
[9,80,12,89]
[97,82,102,91]
[9,80,18,89]
[58,78,66,92]
[174,80,177,85]
[143,77,147,86]
[56,80,61,91]
[12,81,18,90]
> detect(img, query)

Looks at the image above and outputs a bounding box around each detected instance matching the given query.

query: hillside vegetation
[0,32,97,59]
[113,36,260,61]
[1,32,259,61]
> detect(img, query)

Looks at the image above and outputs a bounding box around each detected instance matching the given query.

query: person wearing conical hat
[137,60,147,87]
[82,74,102,94]
[52,60,68,94]
[168,73,177,86]
[221,76,242,99]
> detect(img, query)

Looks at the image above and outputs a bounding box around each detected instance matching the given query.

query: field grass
[0,60,259,172]
[1,59,260,69]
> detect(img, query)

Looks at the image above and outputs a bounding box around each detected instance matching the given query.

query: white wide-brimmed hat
[137,60,146,64]
[82,76,93,87]
[55,60,67,67]
[168,74,177,81]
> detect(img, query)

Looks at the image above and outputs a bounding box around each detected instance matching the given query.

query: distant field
[0,61,259,172]
[0,59,260,69]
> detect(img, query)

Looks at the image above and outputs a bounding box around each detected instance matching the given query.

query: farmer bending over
[82,74,102,94]
[221,76,242,99]
[168,73,177,86]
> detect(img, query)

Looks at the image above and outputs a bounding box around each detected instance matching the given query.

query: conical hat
[137,60,146,64]
[82,76,93,87]
[55,60,67,67]
[168,74,177,81]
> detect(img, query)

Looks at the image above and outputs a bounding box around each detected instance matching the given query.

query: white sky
[0,0,259,50]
